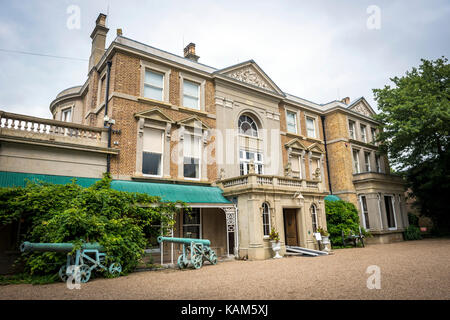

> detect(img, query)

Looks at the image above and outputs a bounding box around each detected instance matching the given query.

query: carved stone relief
[225,66,273,91]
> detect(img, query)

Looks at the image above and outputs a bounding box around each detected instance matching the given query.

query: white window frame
[262,203,271,238]
[348,120,356,139]
[182,208,202,239]
[370,127,377,144]
[239,150,264,175]
[305,116,317,138]
[183,132,202,181]
[140,61,171,103]
[238,114,259,138]
[384,195,398,230]
[144,69,165,102]
[142,127,164,178]
[360,124,367,143]
[182,79,200,110]
[375,154,382,173]
[61,106,73,122]
[352,149,361,174]
[364,152,371,172]
[286,109,298,134]
[359,195,370,230]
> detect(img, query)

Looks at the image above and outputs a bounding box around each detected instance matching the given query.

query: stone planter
[322,235,331,252]
[270,240,282,259]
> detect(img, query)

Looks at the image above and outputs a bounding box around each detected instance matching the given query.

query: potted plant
[269,227,282,259]
[317,226,331,252]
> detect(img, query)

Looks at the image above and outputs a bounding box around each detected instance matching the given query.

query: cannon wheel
[209,252,218,265]
[191,254,203,269]
[177,255,187,269]
[58,265,69,282]
[109,262,122,277]
[77,264,91,283]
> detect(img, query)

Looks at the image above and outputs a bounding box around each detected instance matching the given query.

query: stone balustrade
[0,110,111,150]
[218,173,321,193]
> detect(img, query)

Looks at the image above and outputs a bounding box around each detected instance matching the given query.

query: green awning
[0,171,231,204]
[324,194,341,202]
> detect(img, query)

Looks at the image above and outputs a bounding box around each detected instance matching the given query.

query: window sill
[137,96,213,118]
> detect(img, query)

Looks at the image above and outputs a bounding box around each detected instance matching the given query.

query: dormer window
[238,115,258,137]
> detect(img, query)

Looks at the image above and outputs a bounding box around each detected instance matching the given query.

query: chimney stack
[341,97,350,105]
[116,28,123,36]
[183,43,199,62]
[89,13,109,72]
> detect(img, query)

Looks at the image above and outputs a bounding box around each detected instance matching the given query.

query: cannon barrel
[157,236,211,246]
[20,242,104,253]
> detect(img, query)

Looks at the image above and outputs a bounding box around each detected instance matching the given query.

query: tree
[373,57,450,232]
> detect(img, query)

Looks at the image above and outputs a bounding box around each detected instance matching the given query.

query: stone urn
[270,240,282,259]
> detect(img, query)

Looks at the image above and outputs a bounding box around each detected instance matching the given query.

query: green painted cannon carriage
[157,236,218,269]
[20,241,122,283]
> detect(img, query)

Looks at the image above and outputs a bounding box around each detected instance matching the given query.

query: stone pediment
[135,108,174,123]
[285,138,307,151]
[216,61,284,95]
[348,98,376,117]
[177,115,210,130]
[307,143,325,154]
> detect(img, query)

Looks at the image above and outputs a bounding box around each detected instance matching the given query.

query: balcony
[0,110,117,154]
[353,171,404,185]
[217,173,325,196]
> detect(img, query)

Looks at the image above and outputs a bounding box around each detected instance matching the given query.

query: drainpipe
[321,115,333,194]
[104,60,112,173]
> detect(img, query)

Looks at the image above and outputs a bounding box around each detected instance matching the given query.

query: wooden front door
[284,209,299,246]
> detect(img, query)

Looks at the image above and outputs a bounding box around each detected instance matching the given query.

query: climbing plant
[0,173,184,276]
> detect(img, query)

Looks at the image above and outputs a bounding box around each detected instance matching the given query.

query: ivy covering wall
[0,174,183,277]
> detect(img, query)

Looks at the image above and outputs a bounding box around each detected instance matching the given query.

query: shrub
[325,200,366,246]
[404,225,422,241]
[408,212,419,226]
[0,174,183,277]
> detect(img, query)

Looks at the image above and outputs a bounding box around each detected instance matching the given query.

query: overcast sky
[0,0,449,119]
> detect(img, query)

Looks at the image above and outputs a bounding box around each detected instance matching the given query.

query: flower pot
[270,240,282,259]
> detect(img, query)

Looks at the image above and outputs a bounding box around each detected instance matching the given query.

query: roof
[0,171,231,204]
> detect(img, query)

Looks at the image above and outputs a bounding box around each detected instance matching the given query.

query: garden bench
[341,226,365,247]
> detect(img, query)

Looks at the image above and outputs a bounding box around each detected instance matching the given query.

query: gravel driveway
[1,238,449,300]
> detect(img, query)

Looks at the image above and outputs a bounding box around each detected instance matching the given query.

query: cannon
[157,236,218,269]
[20,241,122,283]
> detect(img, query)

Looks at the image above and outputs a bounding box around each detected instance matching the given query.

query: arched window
[238,115,258,137]
[311,204,318,233]
[262,203,271,237]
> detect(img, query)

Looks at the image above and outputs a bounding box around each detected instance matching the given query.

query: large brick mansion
[0,14,407,268]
